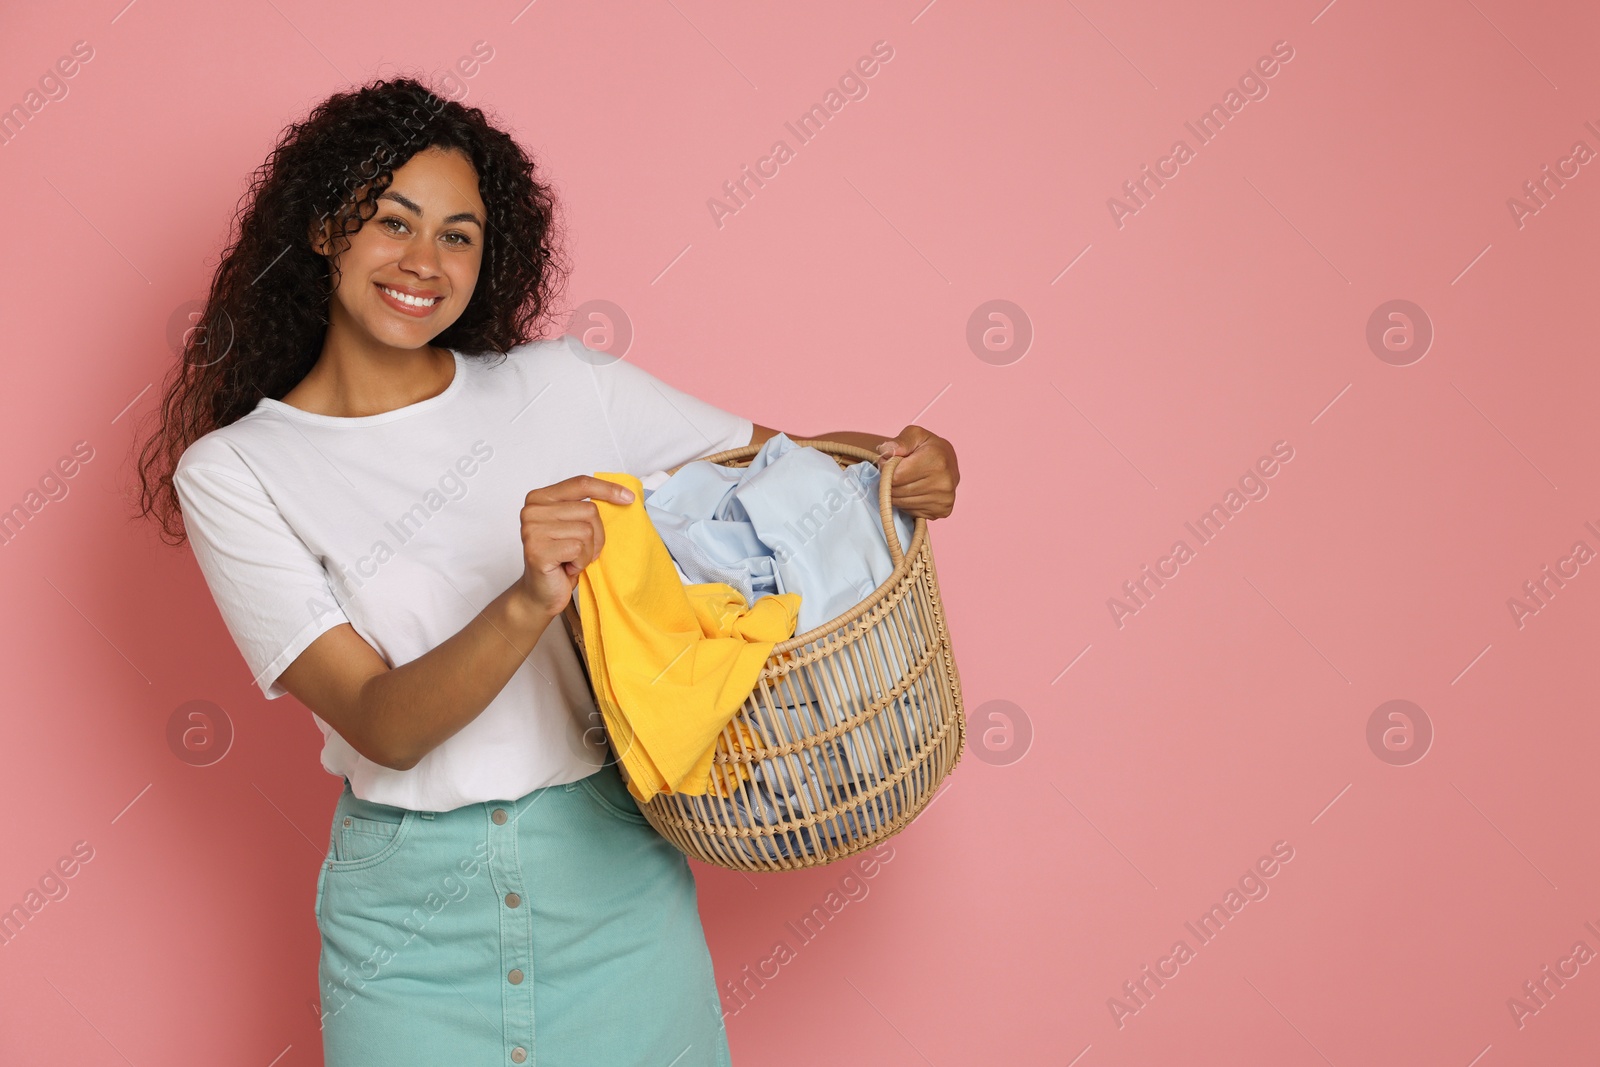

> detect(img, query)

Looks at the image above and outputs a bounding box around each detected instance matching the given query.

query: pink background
[2,0,1597,1063]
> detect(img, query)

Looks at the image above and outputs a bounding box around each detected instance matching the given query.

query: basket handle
[877,453,907,568]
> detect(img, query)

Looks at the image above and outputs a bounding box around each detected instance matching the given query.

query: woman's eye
[376,217,470,245]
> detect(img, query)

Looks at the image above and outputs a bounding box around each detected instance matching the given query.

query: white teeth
[381,286,440,308]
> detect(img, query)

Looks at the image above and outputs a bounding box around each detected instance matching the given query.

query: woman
[134,76,958,1065]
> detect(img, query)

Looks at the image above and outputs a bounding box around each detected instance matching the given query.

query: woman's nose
[397,239,443,277]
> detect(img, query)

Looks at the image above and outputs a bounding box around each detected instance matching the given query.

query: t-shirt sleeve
[173,461,353,700]
[578,335,753,475]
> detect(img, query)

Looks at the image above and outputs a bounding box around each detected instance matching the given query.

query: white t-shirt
[172,335,753,812]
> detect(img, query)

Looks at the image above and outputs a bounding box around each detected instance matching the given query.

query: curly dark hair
[131,74,570,545]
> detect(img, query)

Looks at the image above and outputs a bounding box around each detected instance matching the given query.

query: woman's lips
[376,282,444,317]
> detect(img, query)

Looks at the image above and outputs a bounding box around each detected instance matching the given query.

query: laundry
[642,433,916,635]
[712,702,909,862]
[573,471,801,804]
[633,435,930,856]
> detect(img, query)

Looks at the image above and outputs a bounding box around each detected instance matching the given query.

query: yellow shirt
[575,472,801,803]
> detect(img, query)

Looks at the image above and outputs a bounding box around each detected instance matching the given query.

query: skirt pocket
[326,788,416,870]
[577,764,652,826]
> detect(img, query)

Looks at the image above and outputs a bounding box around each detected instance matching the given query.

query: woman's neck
[280,340,455,418]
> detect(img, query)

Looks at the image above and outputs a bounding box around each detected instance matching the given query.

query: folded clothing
[574,471,801,804]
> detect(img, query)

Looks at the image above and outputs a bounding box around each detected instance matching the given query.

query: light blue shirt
[643,433,915,634]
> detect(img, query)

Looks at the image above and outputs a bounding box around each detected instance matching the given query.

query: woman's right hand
[515,475,635,620]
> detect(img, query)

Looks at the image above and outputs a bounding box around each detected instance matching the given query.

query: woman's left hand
[876,426,959,519]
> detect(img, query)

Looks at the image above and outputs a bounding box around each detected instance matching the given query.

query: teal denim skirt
[314,761,732,1066]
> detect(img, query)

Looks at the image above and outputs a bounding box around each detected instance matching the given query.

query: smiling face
[313,145,487,350]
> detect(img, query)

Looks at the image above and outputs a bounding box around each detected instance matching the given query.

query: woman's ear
[307,214,331,257]
[308,203,354,258]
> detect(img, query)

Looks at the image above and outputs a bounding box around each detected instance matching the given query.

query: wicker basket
[561,439,966,872]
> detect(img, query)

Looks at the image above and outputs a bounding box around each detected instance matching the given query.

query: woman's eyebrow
[378,190,483,227]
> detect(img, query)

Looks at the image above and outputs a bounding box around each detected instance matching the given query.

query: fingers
[524,475,636,507]
[518,477,635,584]
[521,499,611,525]
[880,436,959,500]
[511,477,640,614]
[892,425,933,452]
[531,537,586,573]
[880,454,956,518]
[524,520,605,572]
[889,492,954,518]
[882,460,941,494]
